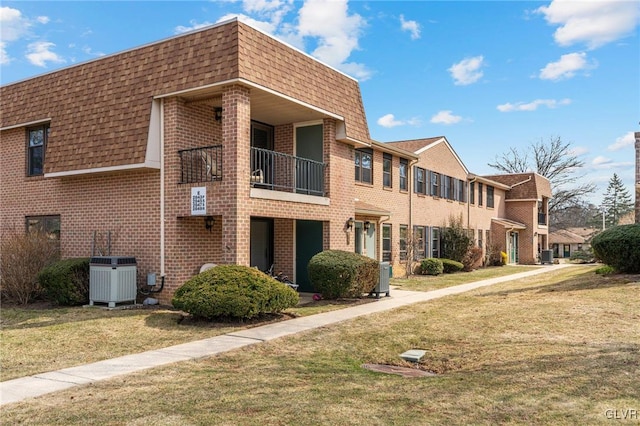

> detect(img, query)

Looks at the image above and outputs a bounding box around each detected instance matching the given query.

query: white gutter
[160,99,165,277]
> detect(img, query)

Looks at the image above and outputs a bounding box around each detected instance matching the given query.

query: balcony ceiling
[181,84,340,126]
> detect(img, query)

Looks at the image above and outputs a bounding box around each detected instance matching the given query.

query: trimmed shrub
[308,250,378,299]
[421,258,443,276]
[38,258,90,306]
[568,250,594,264]
[0,232,60,304]
[172,265,299,320]
[591,224,640,273]
[441,258,464,273]
[595,265,616,275]
[462,246,484,271]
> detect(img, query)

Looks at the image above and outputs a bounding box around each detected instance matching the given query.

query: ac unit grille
[89,257,137,307]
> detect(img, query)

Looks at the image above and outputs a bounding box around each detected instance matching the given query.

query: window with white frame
[383,153,392,188]
[478,182,483,206]
[355,149,373,184]
[431,227,440,258]
[399,224,408,260]
[414,167,426,194]
[430,171,439,196]
[487,185,495,208]
[399,158,408,191]
[382,224,392,261]
[27,124,50,176]
[413,225,426,259]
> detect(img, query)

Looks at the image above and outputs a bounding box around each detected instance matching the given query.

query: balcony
[538,212,547,225]
[178,145,223,184]
[251,147,325,196]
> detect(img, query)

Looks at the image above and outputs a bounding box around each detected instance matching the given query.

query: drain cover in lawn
[362,364,436,378]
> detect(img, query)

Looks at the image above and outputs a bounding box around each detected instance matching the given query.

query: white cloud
[26,41,65,67]
[0,41,9,65]
[297,0,370,78]
[592,155,611,165]
[568,146,589,156]
[216,13,278,35]
[36,16,50,24]
[607,131,636,151]
[430,110,462,125]
[377,113,421,128]
[539,52,595,80]
[497,98,571,112]
[448,56,484,86]
[400,15,420,40]
[377,114,403,128]
[175,20,215,34]
[1,6,31,42]
[536,0,640,49]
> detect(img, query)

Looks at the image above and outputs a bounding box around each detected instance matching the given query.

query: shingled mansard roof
[0,19,371,175]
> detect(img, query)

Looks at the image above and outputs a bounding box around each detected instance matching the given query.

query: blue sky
[1,1,639,205]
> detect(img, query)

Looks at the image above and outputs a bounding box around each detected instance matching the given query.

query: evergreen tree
[601,173,633,228]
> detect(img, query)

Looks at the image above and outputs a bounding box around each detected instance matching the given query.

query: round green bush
[308,250,378,299]
[441,258,464,273]
[38,258,90,306]
[172,265,299,319]
[591,224,640,273]
[421,258,443,275]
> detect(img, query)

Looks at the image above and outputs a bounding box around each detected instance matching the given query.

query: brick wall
[0,127,161,290]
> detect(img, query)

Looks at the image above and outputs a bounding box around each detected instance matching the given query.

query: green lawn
[2,266,638,425]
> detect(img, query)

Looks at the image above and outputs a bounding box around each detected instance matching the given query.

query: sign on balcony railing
[178,145,223,183]
[251,147,325,196]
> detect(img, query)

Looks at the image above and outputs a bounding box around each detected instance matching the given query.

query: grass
[1,265,531,381]
[2,265,639,425]
[391,264,538,291]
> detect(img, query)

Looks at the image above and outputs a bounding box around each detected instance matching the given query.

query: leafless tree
[488,136,596,228]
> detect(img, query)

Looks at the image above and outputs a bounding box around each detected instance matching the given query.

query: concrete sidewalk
[0,263,573,406]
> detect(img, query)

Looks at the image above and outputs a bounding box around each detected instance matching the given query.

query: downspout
[467,175,478,231]
[160,98,166,280]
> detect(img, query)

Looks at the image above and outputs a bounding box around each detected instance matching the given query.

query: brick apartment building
[636,132,640,223]
[0,19,551,303]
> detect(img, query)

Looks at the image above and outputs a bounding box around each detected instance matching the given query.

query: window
[478,229,483,249]
[27,124,49,176]
[431,227,440,258]
[486,230,490,251]
[383,153,392,188]
[478,183,483,206]
[382,224,392,262]
[399,158,408,191]
[399,225,408,260]
[470,182,475,204]
[355,149,373,184]
[413,226,426,260]
[486,185,495,208]
[457,179,466,202]
[430,171,439,196]
[414,167,426,194]
[26,215,61,252]
[443,175,451,199]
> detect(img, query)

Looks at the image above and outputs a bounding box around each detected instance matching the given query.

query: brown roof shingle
[0,20,371,173]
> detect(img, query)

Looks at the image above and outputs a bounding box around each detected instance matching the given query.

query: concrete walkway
[0,263,573,406]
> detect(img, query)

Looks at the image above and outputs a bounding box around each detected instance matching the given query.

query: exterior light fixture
[204,216,214,232]
[364,221,371,231]
[214,107,223,122]
[346,217,355,231]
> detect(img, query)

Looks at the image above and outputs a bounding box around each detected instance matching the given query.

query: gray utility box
[370,261,391,299]
[540,249,554,265]
[89,256,137,307]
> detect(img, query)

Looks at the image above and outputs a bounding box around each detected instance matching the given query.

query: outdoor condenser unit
[370,261,391,299]
[89,256,137,307]
[540,249,554,265]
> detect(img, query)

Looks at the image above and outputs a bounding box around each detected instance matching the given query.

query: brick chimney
[636,131,640,224]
